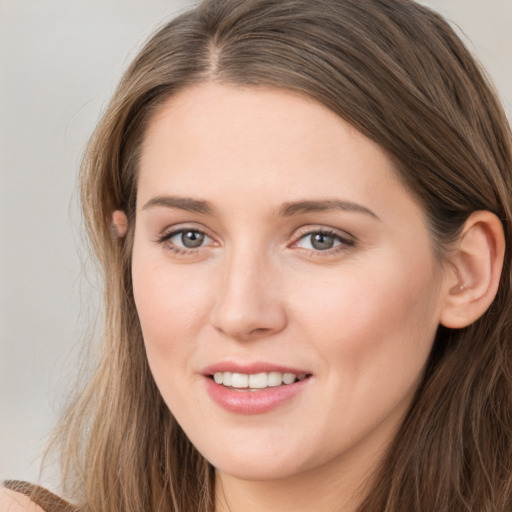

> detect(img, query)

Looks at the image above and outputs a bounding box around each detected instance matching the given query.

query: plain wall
[0,0,195,486]
[1,0,511,486]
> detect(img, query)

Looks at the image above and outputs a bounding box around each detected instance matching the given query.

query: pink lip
[201,361,313,415]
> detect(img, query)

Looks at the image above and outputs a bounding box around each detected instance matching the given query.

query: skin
[0,489,45,512]
[131,83,453,512]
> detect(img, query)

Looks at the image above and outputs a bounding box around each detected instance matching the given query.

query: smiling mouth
[210,371,310,390]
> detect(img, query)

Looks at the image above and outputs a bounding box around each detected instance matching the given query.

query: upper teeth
[213,371,303,389]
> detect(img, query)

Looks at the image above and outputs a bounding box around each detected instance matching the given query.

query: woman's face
[132,83,449,482]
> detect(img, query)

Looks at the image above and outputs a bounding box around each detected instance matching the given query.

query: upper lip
[202,361,312,376]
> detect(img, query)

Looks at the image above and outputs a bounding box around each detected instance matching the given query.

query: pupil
[311,233,334,250]
[182,231,204,248]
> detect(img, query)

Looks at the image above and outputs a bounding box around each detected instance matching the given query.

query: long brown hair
[55,0,512,510]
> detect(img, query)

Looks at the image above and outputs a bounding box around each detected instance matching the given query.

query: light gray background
[1,0,511,486]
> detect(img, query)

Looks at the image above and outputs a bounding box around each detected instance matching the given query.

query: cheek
[295,251,441,391]
[280,254,442,462]
[131,248,215,375]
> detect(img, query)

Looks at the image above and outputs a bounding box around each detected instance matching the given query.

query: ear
[111,210,128,238]
[440,211,505,329]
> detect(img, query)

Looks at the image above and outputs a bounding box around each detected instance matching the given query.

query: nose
[211,248,287,341]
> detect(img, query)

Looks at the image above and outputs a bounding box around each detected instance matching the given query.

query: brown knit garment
[2,481,77,512]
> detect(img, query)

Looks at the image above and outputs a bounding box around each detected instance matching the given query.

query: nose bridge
[212,241,286,340]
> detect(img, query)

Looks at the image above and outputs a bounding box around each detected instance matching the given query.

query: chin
[193,435,318,482]
[211,455,306,482]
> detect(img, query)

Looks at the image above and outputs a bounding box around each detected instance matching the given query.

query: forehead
[137,82,416,221]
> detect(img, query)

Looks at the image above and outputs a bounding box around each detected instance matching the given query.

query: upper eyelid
[163,228,210,241]
[291,225,355,241]
[159,223,213,238]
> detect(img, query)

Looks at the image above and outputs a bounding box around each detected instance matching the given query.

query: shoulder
[0,487,46,511]
[0,482,75,512]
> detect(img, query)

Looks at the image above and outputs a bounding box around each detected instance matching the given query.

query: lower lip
[204,376,311,414]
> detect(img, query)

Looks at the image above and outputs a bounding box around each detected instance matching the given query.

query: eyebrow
[141,196,214,215]
[141,195,379,220]
[279,200,379,219]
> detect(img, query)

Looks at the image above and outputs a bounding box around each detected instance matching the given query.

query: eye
[293,229,354,252]
[160,228,213,250]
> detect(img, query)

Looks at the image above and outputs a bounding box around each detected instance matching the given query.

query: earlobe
[111,210,128,238]
[440,211,505,329]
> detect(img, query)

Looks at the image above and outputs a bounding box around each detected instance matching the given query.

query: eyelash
[291,228,355,256]
[156,228,213,255]
[155,227,355,256]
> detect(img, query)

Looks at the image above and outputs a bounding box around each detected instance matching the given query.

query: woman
[2,0,511,510]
